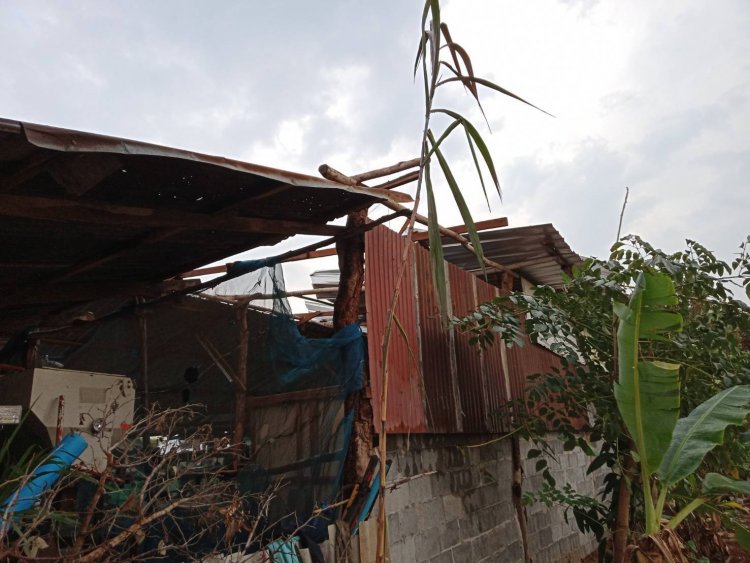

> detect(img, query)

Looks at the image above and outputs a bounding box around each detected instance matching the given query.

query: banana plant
[614,271,750,537]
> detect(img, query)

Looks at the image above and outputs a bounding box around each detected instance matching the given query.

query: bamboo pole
[370,170,420,191]
[351,157,421,183]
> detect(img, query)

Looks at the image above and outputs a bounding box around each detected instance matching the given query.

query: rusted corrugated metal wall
[475,281,512,431]
[365,225,550,434]
[447,260,488,432]
[506,337,563,401]
[414,246,459,433]
[364,226,426,433]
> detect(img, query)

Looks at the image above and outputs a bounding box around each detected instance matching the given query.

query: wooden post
[333,210,367,330]
[233,300,249,469]
[137,303,150,412]
[511,435,531,563]
[55,395,65,445]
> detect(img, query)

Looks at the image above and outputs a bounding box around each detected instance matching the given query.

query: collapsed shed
[0,118,591,562]
[0,118,406,556]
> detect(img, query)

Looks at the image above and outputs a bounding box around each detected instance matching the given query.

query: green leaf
[427,130,486,277]
[615,361,681,472]
[614,272,683,474]
[436,76,554,117]
[659,387,750,487]
[426,0,441,73]
[587,454,608,474]
[46,510,80,527]
[465,129,490,210]
[733,521,750,551]
[702,473,750,496]
[424,157,448,320]
[431,108,500,198]
[425,119,461,160]
[413,31,429,79]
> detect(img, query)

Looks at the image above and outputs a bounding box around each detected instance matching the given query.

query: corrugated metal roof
[438,223,582,289]
[0,117,403,335]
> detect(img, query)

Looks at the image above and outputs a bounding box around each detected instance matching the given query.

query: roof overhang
[438,223,582,288]
[0,118,405,335]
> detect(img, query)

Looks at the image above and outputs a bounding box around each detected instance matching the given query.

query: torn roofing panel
[17,119,410,202]
[0,117,396,335]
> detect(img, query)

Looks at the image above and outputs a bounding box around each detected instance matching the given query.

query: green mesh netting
[210,259,364,525]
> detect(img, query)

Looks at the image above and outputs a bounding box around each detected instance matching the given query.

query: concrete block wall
[383,434,602,563]
[384,434,523,563]
[521,435,604,562]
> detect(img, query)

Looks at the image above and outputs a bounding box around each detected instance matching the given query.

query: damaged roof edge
[0,117,411,204]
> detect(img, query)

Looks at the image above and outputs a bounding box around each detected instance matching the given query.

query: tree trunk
[333,209,367,330]
[613,453,635,563]
[511,436,531,563]
[335,209,372,485]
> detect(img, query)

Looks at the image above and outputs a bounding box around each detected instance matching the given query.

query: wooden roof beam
[0,278,198,308]
[181,246,340,278]
[0,194,343,237]
[411,216,509,241]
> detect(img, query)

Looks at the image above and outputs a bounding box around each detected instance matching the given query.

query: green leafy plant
[454,235,750,560]
[615,271,750,540]
[412,0,549,318]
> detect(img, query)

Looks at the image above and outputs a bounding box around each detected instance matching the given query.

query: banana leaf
[659,386,750,487]
[614,272,683,474]
[702,473,750,495]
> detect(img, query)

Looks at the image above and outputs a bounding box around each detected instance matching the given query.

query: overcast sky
[2,0,749,294]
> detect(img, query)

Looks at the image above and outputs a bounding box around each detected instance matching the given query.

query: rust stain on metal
[414,243,458,433]
[475,281,510,432]
[19,119,411,204]
[447,261,486,432]
[364,226,426,433]
[365,224,565,435]
[506,337,562,401]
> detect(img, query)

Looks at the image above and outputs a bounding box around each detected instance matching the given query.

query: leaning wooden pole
[233,299,250,470]
[136,300,150,412]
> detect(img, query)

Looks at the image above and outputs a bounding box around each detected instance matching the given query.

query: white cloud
[0,0,748,272]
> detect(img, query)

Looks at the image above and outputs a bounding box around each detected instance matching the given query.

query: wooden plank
[0,194,343,236]
[182,246,339,277]
[351,157,421,182]
[284,246,338,262]
[411,216,509,241]
[369,170,419,191]
[246,386,340,407]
